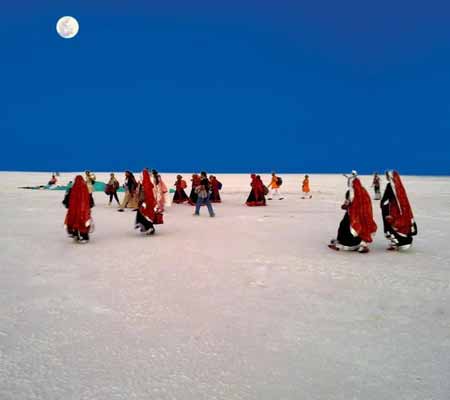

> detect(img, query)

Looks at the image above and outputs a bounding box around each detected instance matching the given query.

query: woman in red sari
[329,172,377,253]
[63,175,94,243]
[135,169,159,235]
[173,175,190,204]
[209,175,222,203]
[189,174,201,205]
[381,171,417,250]
[246,174,266,206]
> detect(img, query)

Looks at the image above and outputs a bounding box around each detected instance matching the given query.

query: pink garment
[154,178,168,212]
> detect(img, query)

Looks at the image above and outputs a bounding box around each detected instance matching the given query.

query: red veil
[192,175,201,187]
[348,178,377,242]
[389,171,415,235]
[140,169,157,221]
[252,174,263,198]
[65,175,91,233]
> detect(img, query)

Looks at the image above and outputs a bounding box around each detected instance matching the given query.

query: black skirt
[336,212,361,247]
[246,189,266,206]
[173,189,189,203]
[189,188,198,204]
[210,191,221,203]
[135,210,154,232]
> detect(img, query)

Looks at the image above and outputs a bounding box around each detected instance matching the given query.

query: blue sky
[1,0,449,174]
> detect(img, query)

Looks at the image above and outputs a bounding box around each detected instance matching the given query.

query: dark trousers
[109,192,120,204]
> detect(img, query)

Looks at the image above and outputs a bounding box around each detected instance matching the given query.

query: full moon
[56,16,79,39]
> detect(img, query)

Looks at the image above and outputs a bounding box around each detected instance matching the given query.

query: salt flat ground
[0,172,449,400]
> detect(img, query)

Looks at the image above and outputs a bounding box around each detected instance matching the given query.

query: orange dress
[302,178,310,193]
[269,176,279,189]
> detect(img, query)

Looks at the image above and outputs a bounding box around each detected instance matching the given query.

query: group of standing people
[329,170,417,253]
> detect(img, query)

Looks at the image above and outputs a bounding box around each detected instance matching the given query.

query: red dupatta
[253,175,263,199]
[192,175,201,187]
[65,175,91,233]
[348,178,377,242]
[389,171,415,235]
[140,170,157,221]
[210,177,220,193]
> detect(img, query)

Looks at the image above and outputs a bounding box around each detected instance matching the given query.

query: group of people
[328,170,417,253]
[171,172,218,217]
[172,174,222,206]
[62,169,417,252]
[63,169,166,242]
[245,173,312,206]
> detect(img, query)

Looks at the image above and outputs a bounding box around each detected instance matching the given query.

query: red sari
[389,171,416,235]
[348,178,377,243]
[173,178,189,203]
[64,175,91,234]
[246,174,266,206]
[189,175,201,205]
[140,169,157,222]
[210,177,222,203]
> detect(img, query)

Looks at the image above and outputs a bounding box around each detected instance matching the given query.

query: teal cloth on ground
[19,181,125,192]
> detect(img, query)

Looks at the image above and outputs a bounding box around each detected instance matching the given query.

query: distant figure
[84,171,96,192]
[173,175,190,204]
[118,171,138,211]
[246,174,266,206]
[105,173,120,206]
[329,172,377,253]
[209,175,222,203]
[48,174,58,185]
[85,171,96,206]
[372,172,381,200]
[189,174,201,205]
[267,172,283,200]
[134,169,159,235]
[152,169,168,212]
[381,171,417,251]
[302,175,312,199]
[194,171,215,217]
[62,175,94,243]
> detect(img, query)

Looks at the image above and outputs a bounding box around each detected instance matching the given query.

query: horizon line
[1,170,450,177]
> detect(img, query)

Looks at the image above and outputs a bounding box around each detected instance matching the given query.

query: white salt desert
[1,172,449,399]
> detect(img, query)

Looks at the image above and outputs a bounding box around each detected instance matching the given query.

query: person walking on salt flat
[209,175,222,203]
[62,175,95,243]
[328,171,377,253]
[302,175,312,199]
[246,174,267,206]
[381,170,417,251]
[152,169,168,212]
[134,169,163,235]
[105,173,120,206]
[85,170,96,206]
[118,171,138,212]
[173,175,190,204]
[372,172,381,200]
[267,172,284,200]
[193,171,215,217]
[188,174,201,205]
